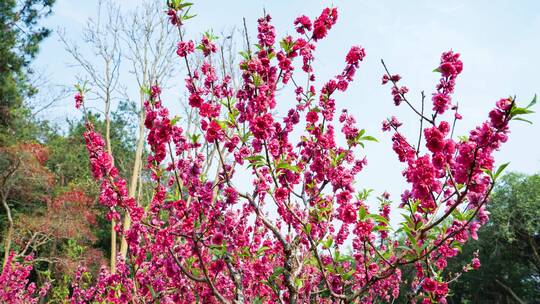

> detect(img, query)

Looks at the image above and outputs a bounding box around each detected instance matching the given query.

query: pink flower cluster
[432,51,463,114]
[382,74,408,106]
[313,7,338,40]
[380,49,520,302]
[74,92,83,109]
[293,15,312,34]
[83,123,141,225]
[0,253,49,303]
[176,40,194,57]
[167,9,179,26]
[200,35,217,57]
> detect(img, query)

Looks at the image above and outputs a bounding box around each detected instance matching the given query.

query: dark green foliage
[446,173,540,303]
[0,0,55,142]
[46,106,138,192]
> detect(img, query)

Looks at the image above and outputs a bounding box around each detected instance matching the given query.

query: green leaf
[304,223,312,234]
[171,0,181,9]
[366,213,389,225]
[181,6,196,21]
[482,168,494,180]
[279,40,290,53]
[411,199,419,214]
[252,73,262,87]
[215,120,227,129]
[494,162,510,180]
[140,85,151,96]
[458,135,469,142]
[269,267,285,281]
[359,135,378,142]
[397,245,413,252]
[513,117,533,124]
[253,297,264,304]
[239,51,251,60]
[183,13,197,20]
[336,254,355,263]
[279,40,287,51]
[239,131,252,143]
[334,151,346,166]
[358,206,367,220]
[356,188,374,201]
[256,246,271,256]
[452,207,465,221]
[246,155,265,162]
[179,2,193,9]
[334,250,341,261]
[373,225,389,232]
[323,237,334,249]
[190,133,200,144]
[511,107,534,116]
[210,244,227,256]
[276,162,300,173]
[170,116,181,126]
[341,269,355,280]
[526,94,537,109]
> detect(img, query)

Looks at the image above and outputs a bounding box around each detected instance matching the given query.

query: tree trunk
[110,219,116,272]
[119,93,145,259]
[105,86,117,274]
[2,193,13,268]
[528,235,540,274]
[495,278,527,304]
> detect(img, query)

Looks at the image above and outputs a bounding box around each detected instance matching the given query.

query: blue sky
[34,0,540,214]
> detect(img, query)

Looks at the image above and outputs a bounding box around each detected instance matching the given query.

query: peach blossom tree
[4,1,534,303]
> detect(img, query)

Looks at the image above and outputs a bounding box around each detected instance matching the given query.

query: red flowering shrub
[34,1,536,303]
[0,141,105,302]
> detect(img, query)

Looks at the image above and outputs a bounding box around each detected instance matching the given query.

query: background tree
[0,143,53,267]
[445,173,540,303]
[59,0,178,272]
[59,0,123,271]
[0,0,55,143]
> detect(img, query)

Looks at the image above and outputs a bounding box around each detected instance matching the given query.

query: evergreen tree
[0,0,55,142]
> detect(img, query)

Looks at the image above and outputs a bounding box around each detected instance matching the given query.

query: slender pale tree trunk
[104,75,117,274]
[119,90,146,259]
[2,193,13,268]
